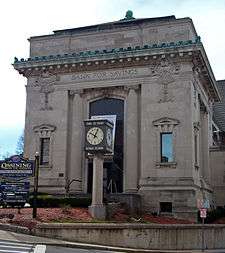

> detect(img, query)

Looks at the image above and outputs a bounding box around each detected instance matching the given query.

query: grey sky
[0,0,225,156]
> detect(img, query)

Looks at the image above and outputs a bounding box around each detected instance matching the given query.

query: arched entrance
[87,98,124,193]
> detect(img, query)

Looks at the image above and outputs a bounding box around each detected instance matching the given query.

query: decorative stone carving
[35,72,57,110]
[33,124,56,137]
[150,58,180,78]
[158,82,174,103]
[69,89,84,97]
[34,71,59,87]
[124,84,140,92]
[84,86,128,101]
[153,117,180,128]
[193,121,200,133]
[40,84,55,111]
[153,117,180,133]
[150,58,180,103]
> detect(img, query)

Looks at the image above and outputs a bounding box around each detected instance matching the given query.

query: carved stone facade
[14,14,221,220]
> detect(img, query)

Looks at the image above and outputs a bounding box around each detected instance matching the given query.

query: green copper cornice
[13,37,201,65]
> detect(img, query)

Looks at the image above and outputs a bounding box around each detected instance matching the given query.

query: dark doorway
[87,98,124,193]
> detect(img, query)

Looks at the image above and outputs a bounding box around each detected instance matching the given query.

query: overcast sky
[0,0,225,157]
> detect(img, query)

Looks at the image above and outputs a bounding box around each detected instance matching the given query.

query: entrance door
[88,98,124,193]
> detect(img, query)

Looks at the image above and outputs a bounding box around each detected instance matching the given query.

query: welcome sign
[0,155,34,178]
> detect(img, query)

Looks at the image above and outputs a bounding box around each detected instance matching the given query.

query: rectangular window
[40,138,50,165]
[160,133,173,162]
[160,202,172,213]
[194,134,198,164]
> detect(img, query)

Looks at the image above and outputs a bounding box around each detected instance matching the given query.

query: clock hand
[93,128,99,138]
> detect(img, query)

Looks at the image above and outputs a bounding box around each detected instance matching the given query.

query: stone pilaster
[200,110,211,185]
[69,89,84,192]
[124,85,139,192]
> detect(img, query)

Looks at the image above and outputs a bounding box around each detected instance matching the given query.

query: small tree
[16,132,24,156]
[1,151,13,160]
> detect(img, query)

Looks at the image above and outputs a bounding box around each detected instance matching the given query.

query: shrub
[29,195,91,208]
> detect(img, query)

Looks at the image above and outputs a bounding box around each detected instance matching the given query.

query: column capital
[69,89,84,96]
[124,84,140,92]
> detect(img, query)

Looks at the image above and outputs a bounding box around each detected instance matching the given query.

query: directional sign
[0,155,34,178]
[0,182,30,206]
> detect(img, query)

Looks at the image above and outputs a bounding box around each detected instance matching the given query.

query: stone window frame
[33,124,56,168]
[84,86,128,193]
[153,117,180,168]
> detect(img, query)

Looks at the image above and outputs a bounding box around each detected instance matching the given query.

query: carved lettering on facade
[71,69,138,81]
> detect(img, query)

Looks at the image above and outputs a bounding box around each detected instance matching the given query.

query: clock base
[89,204,106,220]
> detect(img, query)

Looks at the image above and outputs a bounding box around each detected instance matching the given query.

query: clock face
[106,128,112,146]
[86,127,104,145]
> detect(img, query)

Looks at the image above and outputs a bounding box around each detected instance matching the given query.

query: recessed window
[160,133,173,162]
[160,202,172,213]
[194,134,198,164]
[40,138,50,165]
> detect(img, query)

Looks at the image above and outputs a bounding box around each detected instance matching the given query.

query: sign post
[200,208,207,252]
[197,199,210,252]
[32,152,40,219]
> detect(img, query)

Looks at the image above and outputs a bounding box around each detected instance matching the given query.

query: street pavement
[0,239,36,253]
[46,245,123,253]
[0,229,225,252]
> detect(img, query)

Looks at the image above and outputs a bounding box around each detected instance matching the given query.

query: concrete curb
[0,223,30,234]
[0,223,225,252]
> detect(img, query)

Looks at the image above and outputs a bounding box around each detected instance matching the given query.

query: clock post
[84,119,114,220]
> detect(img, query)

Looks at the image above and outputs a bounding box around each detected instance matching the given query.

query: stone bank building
[14,12,224,220]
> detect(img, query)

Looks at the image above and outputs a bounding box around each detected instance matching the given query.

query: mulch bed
[0,207,92,230]
[143,214,193,224]
[0,207,202,229]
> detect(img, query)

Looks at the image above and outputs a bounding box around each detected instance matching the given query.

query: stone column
[124,85,139,192]
[69,90,84,192]
[89,154,106,219]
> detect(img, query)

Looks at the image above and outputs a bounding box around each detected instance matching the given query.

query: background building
[211,79,225,207]
[14,11,222,220]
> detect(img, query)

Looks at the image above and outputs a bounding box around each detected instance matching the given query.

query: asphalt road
[46,246,122,253]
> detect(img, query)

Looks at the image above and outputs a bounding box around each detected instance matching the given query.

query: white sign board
[200,208,207,218]
[91,115,117,154]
